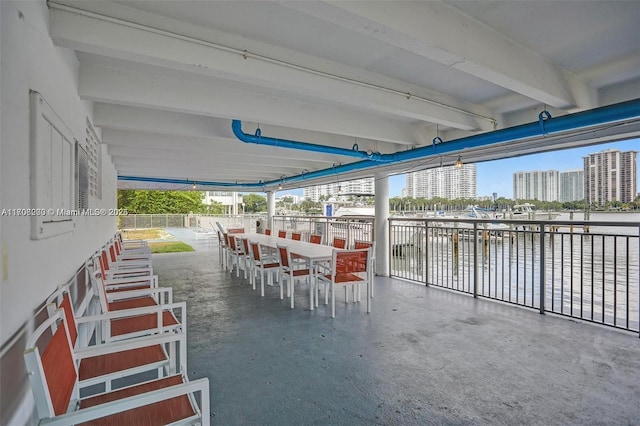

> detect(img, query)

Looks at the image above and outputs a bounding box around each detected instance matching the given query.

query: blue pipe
[232,120,388,161]
[120,99,640,189]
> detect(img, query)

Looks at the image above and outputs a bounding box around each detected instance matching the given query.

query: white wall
[0,0,117,343]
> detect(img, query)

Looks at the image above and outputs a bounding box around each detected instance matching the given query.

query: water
[391,212,639,332]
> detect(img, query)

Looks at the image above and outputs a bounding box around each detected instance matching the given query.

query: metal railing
[390,217,639,335]
[119,214,186,229]
[272,215,374,246]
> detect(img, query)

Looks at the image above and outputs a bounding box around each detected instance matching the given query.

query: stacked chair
[24,232,210,425]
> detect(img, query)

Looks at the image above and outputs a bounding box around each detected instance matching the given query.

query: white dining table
[234,233,337,311]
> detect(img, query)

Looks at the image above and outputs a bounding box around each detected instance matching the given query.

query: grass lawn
[123,228,166,240]
[147,241,195,253]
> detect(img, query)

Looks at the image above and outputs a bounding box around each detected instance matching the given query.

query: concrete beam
[286,1,596,110]
[80,63,417,145]
[51,5,492,131]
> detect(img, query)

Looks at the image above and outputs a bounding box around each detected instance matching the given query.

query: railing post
[424,220,429,287]
[473,222,478,298]
[539,224,546,314]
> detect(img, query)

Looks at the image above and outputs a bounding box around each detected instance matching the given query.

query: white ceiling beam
[111,156,303,175]
[101,128,340,164]
[95,104,405,152]
[80,63,417,145]
[50,4,493,131]
[95,103,234,139]
[284,1,596,110]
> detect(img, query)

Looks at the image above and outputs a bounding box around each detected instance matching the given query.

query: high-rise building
[405,164,476,199]
[513,170,559,201]
[584,149,638,205]
[559,169,584,202]
[303,178,374,202]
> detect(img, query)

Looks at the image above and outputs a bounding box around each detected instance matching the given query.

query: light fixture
[455,155,463,169]
[192,181,197,189]
[278,175,285,190]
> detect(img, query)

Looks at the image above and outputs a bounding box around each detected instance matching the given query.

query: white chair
[248,240,281,296]
[317,247,372,318]
[46,287,185,393]
[24,310,209,425]
[276,244,312,309]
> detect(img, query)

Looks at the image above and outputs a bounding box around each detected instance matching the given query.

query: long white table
[234,233,371,314]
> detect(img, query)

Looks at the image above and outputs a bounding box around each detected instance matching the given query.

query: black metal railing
[390,217,639,335]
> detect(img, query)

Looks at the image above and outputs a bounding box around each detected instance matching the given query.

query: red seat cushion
[79,344,167,381]
[79,375,196,425]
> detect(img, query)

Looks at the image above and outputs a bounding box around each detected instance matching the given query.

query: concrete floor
[151,232,640,425]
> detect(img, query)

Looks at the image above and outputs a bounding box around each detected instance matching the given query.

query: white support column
[267,191,276,230]
[374,172,390,276]
[232,192,238,215]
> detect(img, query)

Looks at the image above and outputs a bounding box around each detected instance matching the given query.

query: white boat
[510,203,560,220]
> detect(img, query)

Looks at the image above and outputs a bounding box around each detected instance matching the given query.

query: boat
[510,203,560,220]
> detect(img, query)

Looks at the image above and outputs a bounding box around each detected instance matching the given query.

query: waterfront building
[559,169,585,202]
[303,178,374,201]
[405,165,476,199]
[203,191,243,215]
[584,149,638,204]
[513,170,559,201]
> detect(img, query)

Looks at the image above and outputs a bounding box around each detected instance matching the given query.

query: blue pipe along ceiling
[119,98,640,190]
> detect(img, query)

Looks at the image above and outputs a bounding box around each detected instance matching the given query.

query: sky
[274,138,639,199]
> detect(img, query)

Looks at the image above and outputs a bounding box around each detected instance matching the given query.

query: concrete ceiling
[48,1,640,191]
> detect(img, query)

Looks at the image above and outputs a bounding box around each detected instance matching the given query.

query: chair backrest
[217,231,226,247]
[309,234,322,244]
[334,248,370,277]
[354,240,373,249]
[265,229,272,236]
[25,310,78,418]
[228,228,245,234]
[278,230,287,238]
[333,237,347,249]
[45,287,78,347]
[228,235,237,251]
[291,232,302,241]
[276,244,291,269]
[250,241,262,263]
[241,238,250,255]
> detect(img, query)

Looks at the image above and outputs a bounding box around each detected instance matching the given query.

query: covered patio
[153,231,640,425]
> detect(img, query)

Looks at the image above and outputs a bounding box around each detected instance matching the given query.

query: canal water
[391,212,639,332]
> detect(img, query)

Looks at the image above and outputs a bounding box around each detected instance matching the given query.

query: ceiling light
[455,155,463,169]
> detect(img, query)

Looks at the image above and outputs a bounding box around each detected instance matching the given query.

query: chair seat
[106,284,151,293]
[322,272,364,283]
[110,312,179,337]
[79,345,167,381]
[292,269,311,277]
[79,375,195,426]
[108,296,157,311]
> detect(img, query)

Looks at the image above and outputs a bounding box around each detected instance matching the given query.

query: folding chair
[24,310,209,426]
[277,244,312,309]
[249,241,280,297]
[317,248,372,318]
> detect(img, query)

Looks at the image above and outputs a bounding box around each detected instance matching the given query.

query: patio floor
[150,231,640,425]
